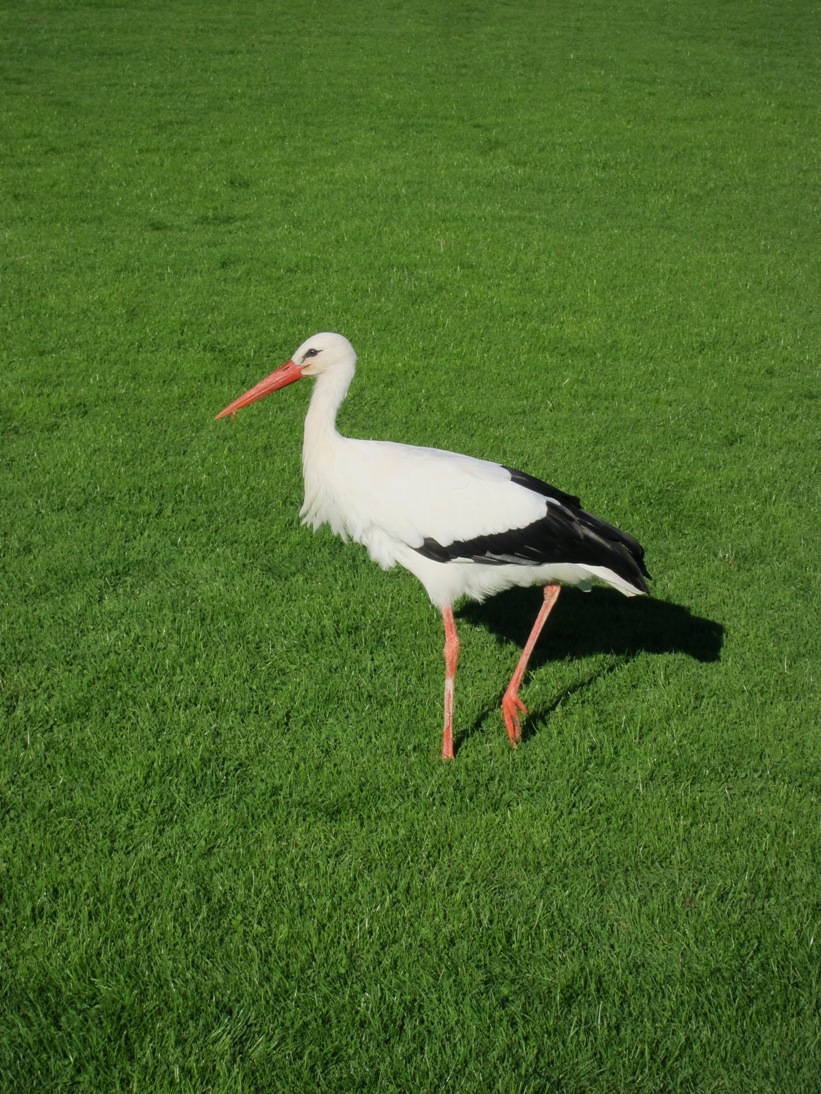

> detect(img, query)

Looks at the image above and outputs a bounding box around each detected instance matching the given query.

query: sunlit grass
[1,0,819,1088]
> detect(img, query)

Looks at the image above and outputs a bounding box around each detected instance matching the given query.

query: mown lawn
[2,0,819,1089]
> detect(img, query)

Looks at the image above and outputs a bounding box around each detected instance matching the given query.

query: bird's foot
[502,691,527,747]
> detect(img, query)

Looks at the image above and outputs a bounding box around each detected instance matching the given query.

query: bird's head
[215,332,357,420]
[292,332,357,377]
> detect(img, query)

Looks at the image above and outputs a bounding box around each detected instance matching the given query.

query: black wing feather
[414,465,650,594]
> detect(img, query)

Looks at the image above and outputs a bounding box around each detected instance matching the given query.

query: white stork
[216,332,650,760]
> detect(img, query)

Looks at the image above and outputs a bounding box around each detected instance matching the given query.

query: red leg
[441,605,459,760]
[502,584,561,746]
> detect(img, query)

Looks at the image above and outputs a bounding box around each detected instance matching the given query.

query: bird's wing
[334,439,649,594]
[337,439,551,549]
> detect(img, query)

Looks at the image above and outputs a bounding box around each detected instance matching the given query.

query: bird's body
[217,332,650,758]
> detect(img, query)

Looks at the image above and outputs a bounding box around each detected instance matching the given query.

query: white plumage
[217,332,650,759]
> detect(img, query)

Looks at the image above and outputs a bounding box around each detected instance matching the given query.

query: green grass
[2,0,820,1088]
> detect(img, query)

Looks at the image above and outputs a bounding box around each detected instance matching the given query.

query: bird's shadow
[455,587,724,750]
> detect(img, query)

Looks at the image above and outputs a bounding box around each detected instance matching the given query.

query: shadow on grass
[454,587,724,751]
[460,586,724,665]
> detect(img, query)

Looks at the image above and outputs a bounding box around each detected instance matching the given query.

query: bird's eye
[304,348,319,359]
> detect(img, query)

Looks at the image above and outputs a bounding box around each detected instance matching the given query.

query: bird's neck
[303,365,353,447]
[301,364,355,514]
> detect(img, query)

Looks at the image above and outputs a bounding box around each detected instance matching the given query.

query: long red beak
[215,359,304,420]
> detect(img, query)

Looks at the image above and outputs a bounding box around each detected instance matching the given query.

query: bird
[216,332,650,760]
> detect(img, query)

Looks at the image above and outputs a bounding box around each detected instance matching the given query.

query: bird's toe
[502,692,528,745]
